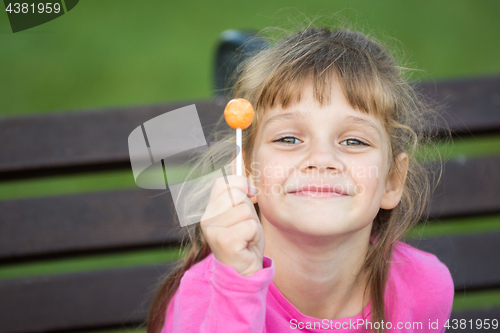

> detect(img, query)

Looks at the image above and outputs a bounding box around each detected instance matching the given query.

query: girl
[148,25,454,333]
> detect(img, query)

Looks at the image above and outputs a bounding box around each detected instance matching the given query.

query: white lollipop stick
[236,128,242,176]
[224,98,254,177]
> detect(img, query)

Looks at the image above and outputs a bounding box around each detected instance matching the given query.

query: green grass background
[1,0,500,330]
[0,0,500,116]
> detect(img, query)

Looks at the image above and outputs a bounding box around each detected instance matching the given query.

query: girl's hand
[200,175,264,277]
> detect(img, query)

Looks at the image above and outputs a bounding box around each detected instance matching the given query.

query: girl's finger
[208,175,255,203]
[202,193,257,228]
[216,218,261,254]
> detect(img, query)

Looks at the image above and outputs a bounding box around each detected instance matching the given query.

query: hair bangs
[255,62,338,112]
[339,68,397,124]
[253,44,396,126]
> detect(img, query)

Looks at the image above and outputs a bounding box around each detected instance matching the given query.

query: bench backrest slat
[0,100,224,178]
[0,263,174,333]
[428,155,500,218]
[419,75,500,135]
[411,232,500,290]
[0,190,180,261]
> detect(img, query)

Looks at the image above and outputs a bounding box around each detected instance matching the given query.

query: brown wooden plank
[449,307,500,333]
[419,75,500,136]
[427,155,500,219]
[0,98,226,176]
[0,263,174,333]
[0,76,499,176]
[410,232,500,290]
[0,189,182,261]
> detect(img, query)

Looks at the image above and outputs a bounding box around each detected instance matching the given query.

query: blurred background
[1,0,500,116]
[1,1,500,332]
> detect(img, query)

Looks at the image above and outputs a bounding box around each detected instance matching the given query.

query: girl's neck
[262,219,372,319]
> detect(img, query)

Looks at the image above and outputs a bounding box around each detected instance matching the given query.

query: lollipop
[224,98,255,176]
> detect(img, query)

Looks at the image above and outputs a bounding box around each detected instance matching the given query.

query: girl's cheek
[348,157,384,196]
[349,158,379,180]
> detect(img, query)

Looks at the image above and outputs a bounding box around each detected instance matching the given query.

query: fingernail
[249,183,257,196]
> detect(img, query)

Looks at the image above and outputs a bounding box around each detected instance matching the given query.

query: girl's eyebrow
[262,112,382,137]
[262,112,307,129]
[343,115,382,136]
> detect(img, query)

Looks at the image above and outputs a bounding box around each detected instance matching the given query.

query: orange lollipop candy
[224,98,254,129]
[224,98,254,176]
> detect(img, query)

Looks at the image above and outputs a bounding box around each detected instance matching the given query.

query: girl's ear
[230,151,258,204]
[381,152,409,210]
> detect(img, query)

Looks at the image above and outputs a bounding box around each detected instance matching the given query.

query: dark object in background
[214,30,268,98]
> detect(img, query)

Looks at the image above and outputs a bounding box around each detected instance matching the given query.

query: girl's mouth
[288,184,350,198]
[290,190,347,198]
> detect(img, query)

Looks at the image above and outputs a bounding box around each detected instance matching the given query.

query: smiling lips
[288,184,349,198]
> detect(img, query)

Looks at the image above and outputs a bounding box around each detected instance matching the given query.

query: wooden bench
[0,75,499,333]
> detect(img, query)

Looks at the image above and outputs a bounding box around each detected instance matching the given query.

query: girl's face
[250,80,406,238]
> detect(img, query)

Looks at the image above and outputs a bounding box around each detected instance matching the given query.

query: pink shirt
[162,242,454,332]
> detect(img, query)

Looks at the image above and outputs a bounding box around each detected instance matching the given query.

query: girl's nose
[301,143,345,174]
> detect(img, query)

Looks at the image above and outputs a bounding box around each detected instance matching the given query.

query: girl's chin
[288,228,356,242]
[280,220,356,237]
[264,215,372,238]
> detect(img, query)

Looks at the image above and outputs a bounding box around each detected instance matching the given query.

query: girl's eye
[341,138,368,146]
[273,136,302,145]
[272,137,368,146]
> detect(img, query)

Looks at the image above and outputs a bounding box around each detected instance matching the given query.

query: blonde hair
[147,21,442,333]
